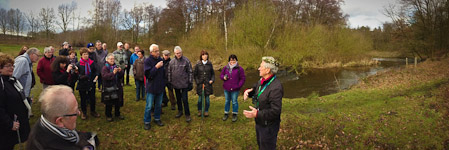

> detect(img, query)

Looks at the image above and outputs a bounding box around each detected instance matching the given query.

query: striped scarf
[40,115,80,143]
[80,58,92,76]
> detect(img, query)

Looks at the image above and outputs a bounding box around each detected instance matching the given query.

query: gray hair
[44,47,52,53]
[95,40,102,44]
[26,47,40,55]
[106,53,114,61]
[262,56,279,74]
[39,85,74,122]
[149,44,159,53]
[174,46,182,53]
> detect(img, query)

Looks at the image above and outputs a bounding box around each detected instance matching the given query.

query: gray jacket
[12,53,33,97]
[167,56,193,89]
[95,49,108,73]
[113,49,128,70]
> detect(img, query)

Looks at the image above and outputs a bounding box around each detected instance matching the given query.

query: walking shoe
[198,112,202,117]
[81,113,87,120]
[116,115,125,120]
[204,112,209,117]
[222,114,229,121]
[175,112,183,118]
[106,117,113,122]
[91,112,100,118]
[161,103,167,107]
[171,106,176,110]
[232,114,237,122]
[144,123,151,130]
[154,120,164,126]
[136,98,139,101]
[185,115,191,122]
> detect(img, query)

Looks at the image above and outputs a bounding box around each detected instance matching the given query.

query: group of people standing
[0,41,284,150]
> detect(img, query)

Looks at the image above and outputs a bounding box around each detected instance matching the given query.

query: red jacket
[37,56,55,85]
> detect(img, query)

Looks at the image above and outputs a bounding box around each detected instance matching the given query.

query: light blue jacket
[13,53,33,97]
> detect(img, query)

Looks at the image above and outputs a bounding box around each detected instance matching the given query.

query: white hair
[106,53,114,61]
[174,46,182,53]
[44,46,52,53]
[26,47,40,55]
[149,44,159,52]
[262,56,279,74]
[39,85,74,122]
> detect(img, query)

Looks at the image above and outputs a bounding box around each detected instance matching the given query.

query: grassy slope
[2,44,449,149]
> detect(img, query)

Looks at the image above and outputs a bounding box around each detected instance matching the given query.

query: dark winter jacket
[220,63,245,91]
[26,118,98,150]
[101,63,124,106]
[36,55,55,85]
[167,56,193,89]
[247,75,283,126]
[124,49,132,68]
[0,75,30,149]
[76,59,98,91]
[133,57,145,81]
[52,68,78,87]
[94,48,108,73]
[59,48,69,56]
[144,56,166,94]
[194,60,215,95]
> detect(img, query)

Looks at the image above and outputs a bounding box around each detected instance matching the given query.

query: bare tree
[39,7,55,39]
[57,1,77,32]
[25,11,40,37]
[8,9,25,36]
[130,4,144,43]
[0,8,8,35]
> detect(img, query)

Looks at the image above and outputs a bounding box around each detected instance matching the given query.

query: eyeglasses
[3,64,14,68]
[62,110,80,117]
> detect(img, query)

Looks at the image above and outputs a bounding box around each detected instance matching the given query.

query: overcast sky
[0,0,396,30]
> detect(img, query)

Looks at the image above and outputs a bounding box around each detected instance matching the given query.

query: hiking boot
[81,113,87,120]
[186,115,191,122]
[198,112,202,117]
[232,114,237,122]
[136,98,139,101]
[175,112,183,118]
[144,123,151,130]
[161,103,167,107]
[171,106,176,110]
[154,120,164,126]
[222,114,229,121]
[91,112,100,118]
[106,117,113,122]
[204,112,209,117]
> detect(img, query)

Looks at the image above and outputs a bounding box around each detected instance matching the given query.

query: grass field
[2,44,449,149]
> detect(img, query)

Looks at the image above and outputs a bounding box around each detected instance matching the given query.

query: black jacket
[193,60,215,95]
[248,75,283,126]
[76,60,98,91]
[0,75,30,149]
[59,48,69,56]
[26,118,98,150]
[52,68,78,87]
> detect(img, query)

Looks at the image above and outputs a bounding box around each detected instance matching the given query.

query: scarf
[202,60,208,65]
[40,115,80,143]
[79,58,93,75]
[1,76,33,118]
[227,62,238,75]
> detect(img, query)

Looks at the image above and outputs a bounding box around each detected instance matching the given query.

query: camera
[119,60,124,65]
[70,63,77,73]
[252,96,259,109]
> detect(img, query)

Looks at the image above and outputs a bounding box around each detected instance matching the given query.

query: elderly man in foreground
[27,85,99,150]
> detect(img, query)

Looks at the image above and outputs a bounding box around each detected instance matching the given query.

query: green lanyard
[256,76,276,108]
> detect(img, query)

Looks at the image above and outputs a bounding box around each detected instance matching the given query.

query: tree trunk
[223,0,228,51]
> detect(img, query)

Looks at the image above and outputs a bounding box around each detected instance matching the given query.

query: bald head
[39,85,77,123]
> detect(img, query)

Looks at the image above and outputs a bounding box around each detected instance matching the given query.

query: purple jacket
[144,56,166,94]
[220,63,245,91]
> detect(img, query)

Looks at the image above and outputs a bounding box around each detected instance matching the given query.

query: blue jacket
[129,53,138,65]
[144,56,165,94]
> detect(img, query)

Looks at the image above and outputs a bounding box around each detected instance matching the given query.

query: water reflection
[212,58,408,98]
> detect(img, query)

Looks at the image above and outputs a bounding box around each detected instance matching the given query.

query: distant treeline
[0,0,447,72]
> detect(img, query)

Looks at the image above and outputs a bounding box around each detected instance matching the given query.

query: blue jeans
[135,80,145,99]
[174,88,190,116]
[224,90,239,114]
[144,93,163,123]
[197,95,210,112]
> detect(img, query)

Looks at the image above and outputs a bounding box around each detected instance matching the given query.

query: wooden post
[414,57,417,67]
[406,58,408,66]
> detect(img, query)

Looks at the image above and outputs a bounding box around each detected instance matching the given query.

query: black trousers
[79,89,96,114]
[256,122,280,150]
[105,101,121,117]
[174,88,190,116]
[125,67,130,84]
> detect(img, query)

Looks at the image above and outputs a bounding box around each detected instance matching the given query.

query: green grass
[3,43,449,149]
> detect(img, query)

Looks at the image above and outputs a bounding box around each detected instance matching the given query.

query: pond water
[211,58,413,98]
